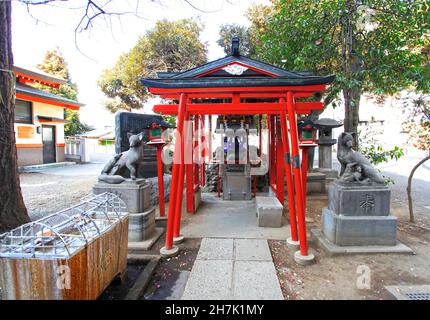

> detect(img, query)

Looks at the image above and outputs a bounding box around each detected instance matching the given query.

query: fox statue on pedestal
[98,132,145,184]
[337,132,385,184]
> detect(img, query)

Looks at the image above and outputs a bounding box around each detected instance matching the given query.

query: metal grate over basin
[0,192,127,259]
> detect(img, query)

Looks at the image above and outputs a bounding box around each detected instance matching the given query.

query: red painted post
[280,111,299,242]
[268,116,276,189]
[208,115,212,162]
[301,147,308,210]
[258,114,262,157]
[186,163,194,213]
[164,93,187,251]
[194,115,199,188]
[286,91,308,256]
[173,134,186,238]
[185,115,194,213]
[276,121,285,205]
[156,147,165,217]
[201,115,206,187]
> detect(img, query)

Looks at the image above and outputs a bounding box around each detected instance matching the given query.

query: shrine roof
[142,38,334,90]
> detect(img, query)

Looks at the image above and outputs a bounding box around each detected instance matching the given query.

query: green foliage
[217,4,274,58]
[36,48,92,136]
[37,47,71,81]
[255,0,429,143]
[259,0,429,95]
[358,125,404,185]
[217,24,256,57]
[98,18,208,113]
[64,109,94,136]
[162,115,177,126]
[402,93,430,150]
[358,126,404,166]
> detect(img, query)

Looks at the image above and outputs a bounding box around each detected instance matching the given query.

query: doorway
[42,125,56,164]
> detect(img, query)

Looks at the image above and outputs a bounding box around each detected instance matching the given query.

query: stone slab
[311,229,414,256]
[322,207,397,246]
[256,196,283,227]
[232,261,283,300]
[93,180,151,213]
[328,181,391,216]
[181,260,233,300]
[234,239,272,261]
[128,227,164,252]
[196,238,234,260]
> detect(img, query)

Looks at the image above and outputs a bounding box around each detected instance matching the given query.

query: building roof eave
[16,83,85,110]
[141,75,335,89]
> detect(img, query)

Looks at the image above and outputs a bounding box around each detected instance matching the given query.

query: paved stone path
[181,238,284,300]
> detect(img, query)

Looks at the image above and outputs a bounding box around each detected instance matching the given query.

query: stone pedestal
[93,179,163,250]
[322,181,397,246]
[306,172,326,194]
[128,207,156,242]
[93,179,150,213]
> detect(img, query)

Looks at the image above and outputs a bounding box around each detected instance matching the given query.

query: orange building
[14,66,84,166]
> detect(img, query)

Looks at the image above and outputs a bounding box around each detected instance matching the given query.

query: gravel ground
[269,196,430,300]
[20,172,97,221]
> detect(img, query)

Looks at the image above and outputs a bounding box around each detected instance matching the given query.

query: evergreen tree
[37,48,93,136]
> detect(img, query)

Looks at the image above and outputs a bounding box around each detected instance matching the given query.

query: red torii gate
[141,39,334,263]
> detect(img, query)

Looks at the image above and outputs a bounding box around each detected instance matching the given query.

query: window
[15,99,33,124]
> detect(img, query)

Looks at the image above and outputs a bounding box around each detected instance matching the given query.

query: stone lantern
[314,118,342,180]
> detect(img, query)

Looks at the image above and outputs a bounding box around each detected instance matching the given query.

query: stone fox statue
[337,132,385,184]
[98,132,145,184]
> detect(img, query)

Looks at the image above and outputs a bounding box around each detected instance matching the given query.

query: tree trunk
[0,1,30,232]
[407,155,430,223]
[343,87,361,149]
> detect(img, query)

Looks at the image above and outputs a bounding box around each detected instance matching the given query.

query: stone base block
[306,172,326,194]
[311,229,414,256]
[173,235,185,244]
[322,207,397,246]
[93,179,151,213]
[128,207,156,242]
[294,250,315,266]
[222,172,252,200]
[256,196,283,227]
[286,237,300,250]
[160,245,179,258]
[328,181,390,216]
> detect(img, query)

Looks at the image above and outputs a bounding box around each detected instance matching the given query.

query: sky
[12,0,271,129]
